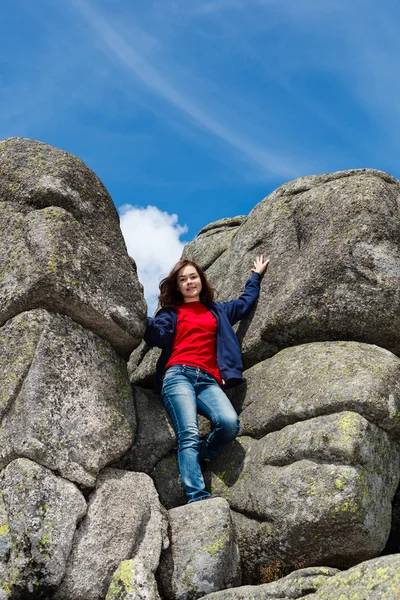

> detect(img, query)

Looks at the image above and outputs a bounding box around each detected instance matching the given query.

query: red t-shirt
[165,302,222,384]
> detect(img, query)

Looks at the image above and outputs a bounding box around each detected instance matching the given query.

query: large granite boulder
[55,468,168,600]
[0,137,146,356]
[182,216,247,270]
[200,566,340,600]
[201,555,400,599]
[158,497,241,600]
[114,386,175,474]
[106,559,161,600]
[0,309,135,487]
[304,554,400,599]
[0,459,86,599]
[232,341,400,439]
[210,411,400,581]
[184,169,400,366]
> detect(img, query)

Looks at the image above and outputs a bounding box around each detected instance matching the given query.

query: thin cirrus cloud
[70,0,305,179]
[119,204,188,315]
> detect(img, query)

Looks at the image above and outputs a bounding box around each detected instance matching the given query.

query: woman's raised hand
[251,254,270,275]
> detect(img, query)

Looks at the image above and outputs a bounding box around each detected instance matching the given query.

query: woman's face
[177,265,202,303]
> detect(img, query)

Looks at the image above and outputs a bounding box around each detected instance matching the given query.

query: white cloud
[119,204,188,314]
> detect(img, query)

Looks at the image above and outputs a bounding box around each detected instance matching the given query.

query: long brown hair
[158,259,215,307]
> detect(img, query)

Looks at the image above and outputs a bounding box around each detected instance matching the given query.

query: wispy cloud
[70,0,306,179]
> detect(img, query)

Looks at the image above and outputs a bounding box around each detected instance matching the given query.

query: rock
[303,554,400,599]
[158,497,241,600]
[0,309,136,487]
[130,347,161,389]
[210,412,400,579]
[0,458,86,598]
[106,560,161,600]
[232,341,400,440]
[196,169,400,366]
[0,137,146,357]
[151,454,186,509]
[182,216,247,270]
[114,386,175,474]
[200,566,339,599]
[55,468,168,600]
[106,466,169,600]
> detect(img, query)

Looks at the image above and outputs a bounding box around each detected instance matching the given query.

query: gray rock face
[210,411,400,579]
[158,497,241,600]
[106,559,161,600]
[184,169,400,366]
[304,554,400,599]
[0,458,86,598]
[200,566,340,599]
[115,386,175,474]
[202,555,400,599]
[151,454,186,509]
[0,309,136,487]
[0,137,146,357]
[182,216,247,271]
[56,468,168,600]
[232,341,400,440]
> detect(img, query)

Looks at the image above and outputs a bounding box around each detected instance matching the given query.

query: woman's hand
[251,254,270,275]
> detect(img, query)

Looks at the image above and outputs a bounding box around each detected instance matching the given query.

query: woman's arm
[144,310,175,348]
[221,255,269,325]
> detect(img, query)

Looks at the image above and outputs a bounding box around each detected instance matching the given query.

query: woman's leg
[195,371,240,461]
[161,366,209,503]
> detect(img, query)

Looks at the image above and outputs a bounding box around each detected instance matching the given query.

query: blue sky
[2,0,400,311]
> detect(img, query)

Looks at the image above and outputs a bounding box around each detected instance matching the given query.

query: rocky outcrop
[182,216,247,271]
[56,469,168,600]
[200,566,340,599]
[200,555,400,599]
[3,146,400,600]
[114,386,175,474]
[0,459,86,598]
[0,137,146,357]
[132,168,400,590]
[187,169,400,367]
[0,309,135,487]
[210,410,400,579]
[231,341,400,439]
[0,138,150,599]
[158,497,241,600]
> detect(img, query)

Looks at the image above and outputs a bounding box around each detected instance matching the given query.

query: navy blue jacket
[144,272,262,392]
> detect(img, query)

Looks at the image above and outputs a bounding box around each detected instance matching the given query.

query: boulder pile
[1,138,400,599]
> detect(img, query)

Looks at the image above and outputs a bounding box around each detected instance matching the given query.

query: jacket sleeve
[144,310,175,349]
[219,272,262,325]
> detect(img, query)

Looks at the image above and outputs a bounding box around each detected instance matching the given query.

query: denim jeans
[161,365,240,503]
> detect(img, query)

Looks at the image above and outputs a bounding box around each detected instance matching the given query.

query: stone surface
[210,412,400,579]
[55,468,168,600]
[305,554,400,599]
[200,566,339,599]
[151,454,186,509]
[130,347,161,390]
[0,309,136,487]
[106,559,161,600]
[0,136,146,356]
[0,458,86,599]
[232,341,400,440]
[182,216,246,271]
[195,169,400,367]
[115,386,175,474]
[158,497,241,600]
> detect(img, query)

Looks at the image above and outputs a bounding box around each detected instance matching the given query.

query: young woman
[144,255,269,503]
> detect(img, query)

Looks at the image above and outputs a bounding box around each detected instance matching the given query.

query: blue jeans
[161,365,240,503]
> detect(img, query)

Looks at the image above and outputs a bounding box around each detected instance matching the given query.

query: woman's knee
[177,423,201,450]
[219,414,240,440]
